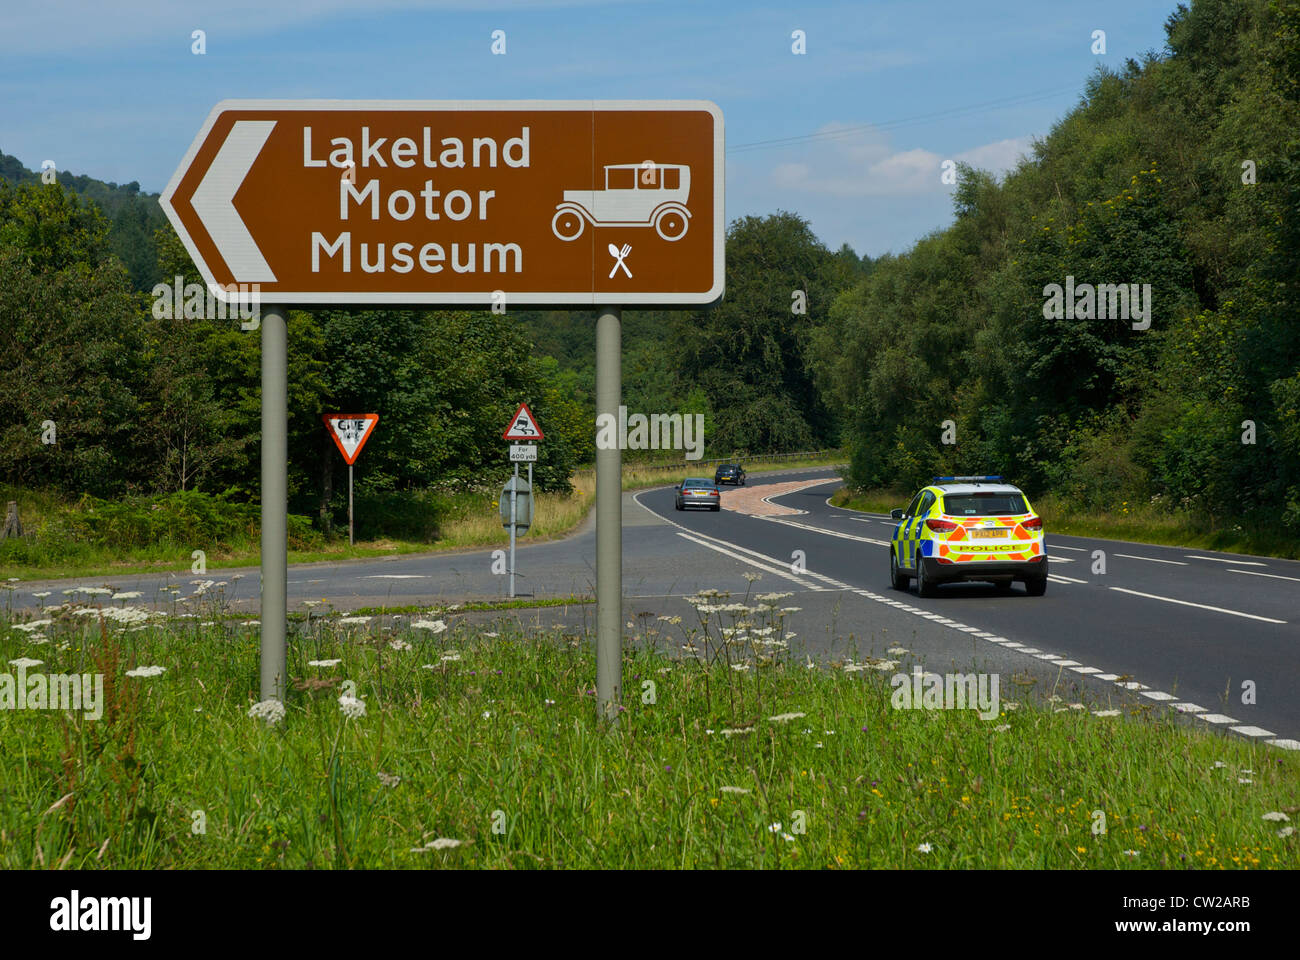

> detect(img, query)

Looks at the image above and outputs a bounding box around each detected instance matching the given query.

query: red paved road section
[720,478,842,516]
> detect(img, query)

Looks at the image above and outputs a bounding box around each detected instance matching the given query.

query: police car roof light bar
[932,475,1005,484]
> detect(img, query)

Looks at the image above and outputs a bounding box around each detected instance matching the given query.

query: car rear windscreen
[684,479,714,488]
[942,493,1028,516]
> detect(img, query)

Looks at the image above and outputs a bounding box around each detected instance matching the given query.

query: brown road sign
[160,99,724,307]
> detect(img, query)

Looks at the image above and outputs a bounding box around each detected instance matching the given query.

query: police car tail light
[1023,516,1043,531]
[925,518,958,533]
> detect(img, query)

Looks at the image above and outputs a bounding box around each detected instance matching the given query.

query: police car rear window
[942,493,1027,516]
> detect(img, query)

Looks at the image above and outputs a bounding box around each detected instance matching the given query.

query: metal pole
[260,306,288,703]
[509,463,518,598]
[348,462,354,546]
[596,307,622,721]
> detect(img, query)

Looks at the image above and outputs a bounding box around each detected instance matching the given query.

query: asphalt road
[8,466,1298,748]
[634,470,1300,751]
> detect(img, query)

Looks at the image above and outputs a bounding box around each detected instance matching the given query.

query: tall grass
[1,588,1295,869]
[0,455,846,580]
[830,487,1300,560]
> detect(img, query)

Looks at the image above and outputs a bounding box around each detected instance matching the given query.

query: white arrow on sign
[191,120,278,283]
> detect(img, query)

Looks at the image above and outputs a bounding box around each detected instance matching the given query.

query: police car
[889,476,1047,597]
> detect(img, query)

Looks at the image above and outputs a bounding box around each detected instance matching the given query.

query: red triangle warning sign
[502,403,544,441]
[323,413,379,465]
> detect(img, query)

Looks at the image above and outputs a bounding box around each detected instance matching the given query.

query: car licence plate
[970,529,1002,539]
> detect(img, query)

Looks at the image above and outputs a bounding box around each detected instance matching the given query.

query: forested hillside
[810,0,1300,533]
[0,150,168,291]
[2,0,1296,544]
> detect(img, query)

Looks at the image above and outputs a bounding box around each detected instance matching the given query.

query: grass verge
[1,590,1295,869]
[0,456,845,581]
[829,488,1300,560]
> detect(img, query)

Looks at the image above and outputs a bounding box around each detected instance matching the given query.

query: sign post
[503,405,543,599]
[161,99,723,717]
[596,309,621,721]
[323,414,380,546]
[261,307,288,702]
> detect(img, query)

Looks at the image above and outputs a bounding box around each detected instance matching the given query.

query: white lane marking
[761,515,889,545]
[1185,555,1267,566]
[1228,569,1300,583]
[1108,587,1286,624]
[1114,553,1187,565]
[675,532,823,590]
[1049,573,1089,584]
[636,489,1297,748]
[1230,725,1276,737]
[1048,545,1089,552]
[1049,556,1076,562]
[362,574,427,579]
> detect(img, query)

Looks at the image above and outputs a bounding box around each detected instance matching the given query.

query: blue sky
[1,0,1178,257]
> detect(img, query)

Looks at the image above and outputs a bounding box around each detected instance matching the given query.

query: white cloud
[764,124,1032,198]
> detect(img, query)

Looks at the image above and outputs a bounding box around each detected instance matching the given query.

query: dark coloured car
[714,462,746,485]
[675,478,722,511]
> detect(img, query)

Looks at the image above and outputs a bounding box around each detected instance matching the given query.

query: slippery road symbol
[608,243,632,279]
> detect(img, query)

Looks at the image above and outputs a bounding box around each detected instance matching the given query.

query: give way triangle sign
[324,413,380,464]
[503,403,544,441]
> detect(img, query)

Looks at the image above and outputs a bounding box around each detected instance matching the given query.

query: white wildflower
[338,694,367,718]
[125,665,166,678]
[307,659,342,667]
[411,619,447,633]
[247,699,286,726]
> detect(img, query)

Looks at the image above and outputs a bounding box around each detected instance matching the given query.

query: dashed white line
[636,489,1297,751]
[1114,554,1187,565]
[1048,545,1089,552]
[1228,569,1300,583]
[1048,573,1088,584]
[1108,587,1286,624]
[1230,725,1276,737]
[1185,555,1267,566]
[674,532,824,590]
